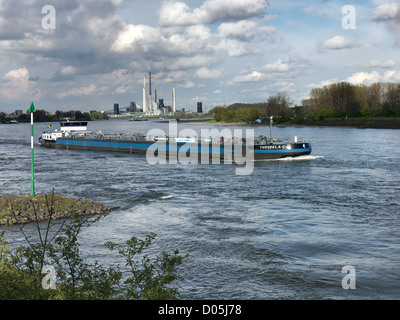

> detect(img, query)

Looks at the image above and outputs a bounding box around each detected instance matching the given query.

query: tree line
[0,109,108,123]
[211,82,400,124]
[211,92,292,124]
[302,82,400,119]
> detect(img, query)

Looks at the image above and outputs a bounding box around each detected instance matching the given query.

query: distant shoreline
[183,118,400,129]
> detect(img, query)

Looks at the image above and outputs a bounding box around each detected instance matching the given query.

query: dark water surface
[1,120,399,299]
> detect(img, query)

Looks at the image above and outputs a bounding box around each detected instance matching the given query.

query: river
[1,120,399,299]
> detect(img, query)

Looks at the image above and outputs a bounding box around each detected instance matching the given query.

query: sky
[0,0,400,113]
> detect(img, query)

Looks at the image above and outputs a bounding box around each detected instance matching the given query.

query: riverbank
[0,193,117,226]
[184,118,400,129]
[277,118,400,129]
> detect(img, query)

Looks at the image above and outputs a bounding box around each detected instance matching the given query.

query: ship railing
[63,131,304,145]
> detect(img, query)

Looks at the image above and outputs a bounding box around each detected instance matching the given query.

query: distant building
[126,102,137,113]
[197,102,203,113]
[158,99,165,110]
[114,103,119,115]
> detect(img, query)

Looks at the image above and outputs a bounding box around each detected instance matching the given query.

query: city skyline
[0,0,399,113]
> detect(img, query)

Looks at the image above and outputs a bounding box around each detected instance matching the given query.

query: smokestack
[155,89,157,103]
[148,72,152,111]
[172,88,176,112]
[142,73,147,113]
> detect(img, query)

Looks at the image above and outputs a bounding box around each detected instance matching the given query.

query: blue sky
[0,0,399,113]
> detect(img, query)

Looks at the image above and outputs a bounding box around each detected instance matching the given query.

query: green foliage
[361,106,373,117]
[213,106,261,123]
[235,108,261,123]
[106,234,187,300]
[0,193,186,300]
[305,81,400,118]
[90,112,109,120]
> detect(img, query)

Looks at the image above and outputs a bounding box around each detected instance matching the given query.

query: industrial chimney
[148,72,152,112]
[172,88,176,112]
[142,73,147,113]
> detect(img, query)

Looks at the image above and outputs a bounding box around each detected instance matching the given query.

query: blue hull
[40,137,311,160]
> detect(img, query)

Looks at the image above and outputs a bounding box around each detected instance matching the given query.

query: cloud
[372,2,400,22]
[217,20,275,41]
[0,67,40,100]
[60,66,78,76]
[111,24,162,54]
[345,70,400,85]
[382,70,400,82]
[231,71,266,83]
[351,59,396,69]
[321,36,357,50]
[372,2,400,47]
[195,67,225,79]
[57,84,97,99]
[346,71,381,85]
[262,59,291,72]
[158,0,269,27]
[214,38,261,57]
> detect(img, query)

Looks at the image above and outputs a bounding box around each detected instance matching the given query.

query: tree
[266,92,292,122]
[385,83,400,115]
[235,108,261,123]
[212,106,227,122]
[303,81,400,118]
[367,82,383,115]
[0,191,186,300]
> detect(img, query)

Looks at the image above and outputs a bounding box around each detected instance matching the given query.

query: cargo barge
[39,120,312,160]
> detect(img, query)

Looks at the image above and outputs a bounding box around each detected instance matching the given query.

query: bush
[361,106,373,117]
[0,192,187,300]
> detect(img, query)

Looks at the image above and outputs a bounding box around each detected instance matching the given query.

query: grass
[0,193,116,226]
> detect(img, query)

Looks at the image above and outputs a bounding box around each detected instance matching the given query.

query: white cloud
[158,0,269,27]
[383,70,400,81]
[346,71,381,85]
[57,84,97,99]
[111,24,161,53]
[372,2,400,47]
[346,69,400,85]
[60,66,78,76]
[262,59,291,72]
[182,81,195,88]
[231,71,265,83]
[307,78,339,88]
[347,71,379,85]
[195,67,225,79]
[0,67,40,100]
[214,38,261,57]
[217,20,275,41]
[372,2,400,21]
[321,35,356,50]
[352,59,396,69]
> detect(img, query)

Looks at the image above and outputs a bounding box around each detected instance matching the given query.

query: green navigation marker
[29,102,36,196]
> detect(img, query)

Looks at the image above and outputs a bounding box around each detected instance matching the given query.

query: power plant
[112,72,176,116]
[140,72,175,114]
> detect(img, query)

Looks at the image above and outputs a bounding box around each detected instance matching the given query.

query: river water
[1,120,399,300]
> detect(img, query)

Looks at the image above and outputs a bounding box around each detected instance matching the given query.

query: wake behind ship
[39,120,312,160]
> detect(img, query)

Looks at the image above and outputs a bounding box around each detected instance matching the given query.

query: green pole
[29,102,36,196]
